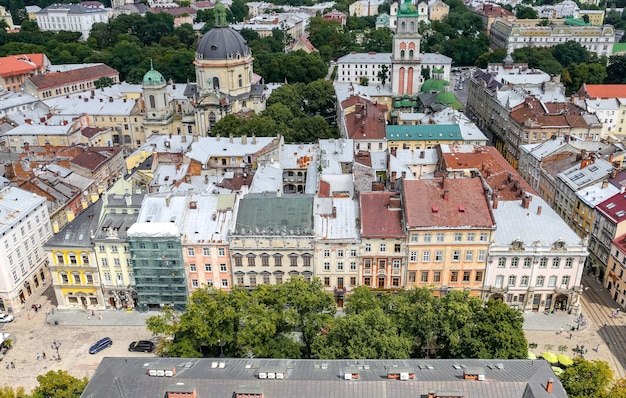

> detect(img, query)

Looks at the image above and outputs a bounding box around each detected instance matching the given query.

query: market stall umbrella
[558,354,574,367]
[552,366,564,376]
[528,351,537,360]
[542,352,558,364]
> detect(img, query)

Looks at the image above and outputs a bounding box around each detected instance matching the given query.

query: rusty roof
[402,178,495,229]
[28,64,118,90]
[360,192,405,238]
[342,96,386,141]
[440,145,536,200]
[70,147,122,172]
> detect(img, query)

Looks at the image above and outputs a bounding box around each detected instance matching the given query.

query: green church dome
[143,65,165,86]
[435,91,456,104]
[421,79,450,93]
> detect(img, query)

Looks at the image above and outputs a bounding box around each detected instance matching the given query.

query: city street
[0,286,156,392]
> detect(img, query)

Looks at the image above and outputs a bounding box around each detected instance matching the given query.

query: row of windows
[496,257,574,269]
[100,258,132,267]
[409,232,489,243]
[362,244,402,254]
[189,263,228,273]
[409,249,487,263]
[98,245,129,253]
[59,271,95,285]
[187,247,226,256]
[192,278,229,288]
[408,270,484,284]
[233,253,311,267]
[235,273,312,286]
[494,274,570,289]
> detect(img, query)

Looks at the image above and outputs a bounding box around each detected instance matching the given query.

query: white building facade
[0,187,52,313]
[36,4,109,40]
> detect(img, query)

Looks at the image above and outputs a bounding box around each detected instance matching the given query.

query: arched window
[209,112,216,128]
[401,21,406,32]
[400,50,405,59]
[149,95,155,109]
[212,77,220,90]
[409,50,414,59]
[410,21,415,31]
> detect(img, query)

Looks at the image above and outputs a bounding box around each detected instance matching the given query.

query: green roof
[613,43,626,54]
[564,17,591,26]
[398,0,419,16]
[143,65,165,86]
[435,91,457,104]
[421,79,450,93]
[386,124,462,141]
[234,194,314,236]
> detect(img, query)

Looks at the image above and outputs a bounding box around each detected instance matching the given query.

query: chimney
[332,206,337,218]
[241,135,247,144]
[427,391,436,398]
[610,153,614,164]
[581,157,591,169]
[165,195,172,207]
[389,196,401,209]
[537,206,542,215]
[443,190,449,200]
[204,175,209,184]
[522,194,532,209]
[611,169,618,179]
[602,180,609,189]
[4,163,15,179]
[252,134,256,144]
[125,194,132,206]
[493,196,499,209]
[176,163,181,171]
[109,97,113,102]
[181,135,186,143]
[546,378,554,394]
[193,135,199,142]
[229,134,233,143]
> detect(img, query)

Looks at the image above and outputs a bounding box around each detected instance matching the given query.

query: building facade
[0,187,52,313]
[35,3,109,40]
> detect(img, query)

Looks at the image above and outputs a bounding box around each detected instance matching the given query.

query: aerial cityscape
[0,0,625,395]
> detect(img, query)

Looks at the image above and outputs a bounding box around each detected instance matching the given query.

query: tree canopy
[147,283,527,360]
[212,80,338,143]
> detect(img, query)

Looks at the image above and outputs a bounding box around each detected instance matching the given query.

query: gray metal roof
[44,200,103,249]
[81,358,568,398]
[233,193,314,236]
[196,27,251,61]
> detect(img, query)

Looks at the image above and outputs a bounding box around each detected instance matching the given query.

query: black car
[128,340,155,353]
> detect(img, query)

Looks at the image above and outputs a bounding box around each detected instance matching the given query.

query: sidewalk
[46,309,153,327]
[523,311,579,331]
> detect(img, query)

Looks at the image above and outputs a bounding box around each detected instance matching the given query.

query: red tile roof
[0,54,45,77]
[440,145,537,200]
[596,192,626,224]
[509,98,587,128]
[28,64,118,90]
[402,178,495,228]
[580,84,626,99]
[81,127,108,139]
[360,192,405,238]
[71,147,122,172]
[342,96,386,141]
[612,233,626,255]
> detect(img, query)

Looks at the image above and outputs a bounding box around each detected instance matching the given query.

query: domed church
[193,3,267,135]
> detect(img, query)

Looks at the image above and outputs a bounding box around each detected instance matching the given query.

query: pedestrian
[42,352,46,360]
[569,332,573,339]
[4,363,8,369]
[45,308,50,316]
[98,313,102,320]
[560,327,563,334]
[596,344,600,352]
[604,321,608,328]
[36,353,40,361]
[91,309,95,317]
[10,362,14,369]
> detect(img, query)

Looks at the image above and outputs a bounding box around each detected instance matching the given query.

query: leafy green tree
[560,358,613,398]
[552,41,589,67]
[0,385,29,398]
[94,76,115,89]
[289,115,336,142]
[582,14,590,23]
[609,378,626,398]
[566,63,606,94]
[312,307,413,359]
[606,55,626,84]
[267,84,305,115]
[516,5,539,19]
[345,286,380,314]
[31,370,88,398]
[475,48,508,68]
[363,27,393,53]
[377,64,389,86]
[302,79,336,117]
[230,0,249,22]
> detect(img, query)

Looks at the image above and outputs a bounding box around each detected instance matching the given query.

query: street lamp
[218,339,224,358]
[51,341,61,361]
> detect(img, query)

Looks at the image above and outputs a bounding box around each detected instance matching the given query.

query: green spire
[215,2,227,27]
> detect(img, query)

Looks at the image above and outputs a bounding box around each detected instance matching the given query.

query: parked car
[0,314,14,323]
[89,337,112,354]
[128,340,154,353]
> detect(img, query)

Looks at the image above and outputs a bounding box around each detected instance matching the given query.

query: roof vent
[458,205,465,212]
[431,205,439,213]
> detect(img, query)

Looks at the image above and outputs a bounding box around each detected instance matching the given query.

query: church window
[409,50,414,59]
[149,95,155,108]
[209,112,216,128]
[238,74,242,87]
[401,21,406,32]
[213,77,220,90]
[400,50,405,59]
[410,21,415,31]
